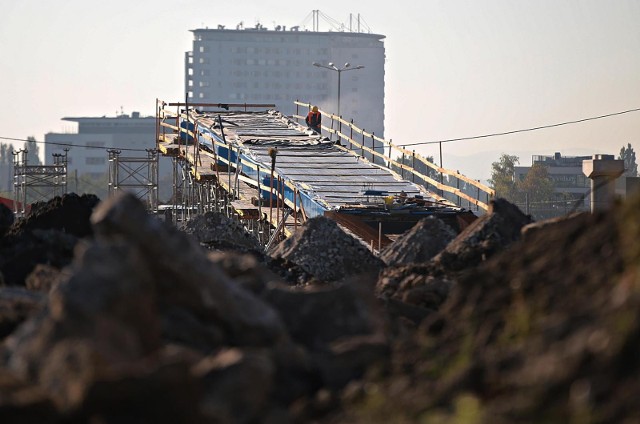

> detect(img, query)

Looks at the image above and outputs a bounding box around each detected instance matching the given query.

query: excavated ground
[1,192,639,423]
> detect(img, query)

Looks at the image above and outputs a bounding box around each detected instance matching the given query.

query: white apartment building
[44,113,170,179]
[186,25,386,139]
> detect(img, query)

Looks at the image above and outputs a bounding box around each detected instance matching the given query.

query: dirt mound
[327,195,640,423]
[7,193,99,238]
[183,211,262,251]
[431,197,533,273]
[0,194,98,287]
[0,193,386,423]
[379,216,456,266]
[268,216,385,283]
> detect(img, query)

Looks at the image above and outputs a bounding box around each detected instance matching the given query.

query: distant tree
[489,154,520,201]
[618,143,638,177]
[24,136,42,165]
[517,163,555,204]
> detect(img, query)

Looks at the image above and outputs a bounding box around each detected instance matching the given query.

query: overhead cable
[0,136,149,152]
[402,106,640,147]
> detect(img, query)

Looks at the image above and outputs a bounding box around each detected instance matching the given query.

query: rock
[313,334,389,390]
[380,217,456,266]
[262,281,378,351]
[193,348,275,423]
[0,287,45,341]
[90,192,287,348]
[24,264,65,293]
[207,251,283,294]
[0,368,58,424]
[268,216,385,283]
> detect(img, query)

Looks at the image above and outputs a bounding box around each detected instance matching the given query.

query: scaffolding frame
[108,148,159,212]
[12,149,68,216]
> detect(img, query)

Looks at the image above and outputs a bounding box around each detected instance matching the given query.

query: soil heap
[3,191,640,423]
[268,216,385,283]
[379,216,456,266]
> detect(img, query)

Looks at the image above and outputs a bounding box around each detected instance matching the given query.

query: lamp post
[312,62,364,118]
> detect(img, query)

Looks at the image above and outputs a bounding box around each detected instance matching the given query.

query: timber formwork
[12,149,68,217]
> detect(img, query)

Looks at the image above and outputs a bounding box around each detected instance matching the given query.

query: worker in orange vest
[305,106,322,134]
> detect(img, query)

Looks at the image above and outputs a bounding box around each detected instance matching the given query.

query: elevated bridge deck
[157,102,488,247]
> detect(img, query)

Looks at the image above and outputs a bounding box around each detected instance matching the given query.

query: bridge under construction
[155,100,494,250]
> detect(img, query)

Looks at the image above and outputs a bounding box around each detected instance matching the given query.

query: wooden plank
[231,201,260,220]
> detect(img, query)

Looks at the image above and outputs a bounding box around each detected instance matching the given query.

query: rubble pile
[3,191,640,422]
[0,193,99,287]
[268,216,385,283]
[183,211,262,251]
[0,193,385,423]
[328,197,640,423]
[379,216,456,267]
[431,197,533,273]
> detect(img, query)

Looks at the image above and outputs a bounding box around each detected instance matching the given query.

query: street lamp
[312,62,365,118]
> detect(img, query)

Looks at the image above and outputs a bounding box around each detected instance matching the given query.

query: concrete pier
[582,154,624,212]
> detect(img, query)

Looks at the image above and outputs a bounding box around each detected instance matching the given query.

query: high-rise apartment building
[186,25,386,138]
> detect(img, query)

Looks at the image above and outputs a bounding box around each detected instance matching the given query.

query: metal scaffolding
[107,149,159,212]
[12,149,68,216]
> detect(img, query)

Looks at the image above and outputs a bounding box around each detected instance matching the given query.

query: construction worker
[305,106,322,134]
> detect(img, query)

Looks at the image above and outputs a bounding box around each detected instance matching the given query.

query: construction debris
[379,216,456,266]
[268,216,385,283]
[3,190,640,422]
[431,197,533,273]
[183,211,262,251]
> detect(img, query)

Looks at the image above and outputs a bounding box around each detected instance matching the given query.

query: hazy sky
[1,0,639,180]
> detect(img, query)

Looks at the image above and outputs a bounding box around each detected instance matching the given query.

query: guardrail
[293,100,495,211]
[156,100,316,236]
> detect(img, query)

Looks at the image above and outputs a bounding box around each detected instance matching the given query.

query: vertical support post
[456,172,461,206]
[293,187,298,230]
[411,150,416,183]
[349,119,354,151]
[371,133,375,163]
[439,141,444,196]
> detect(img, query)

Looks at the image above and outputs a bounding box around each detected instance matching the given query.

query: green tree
[517,163,555,204]
[24,136,42,165]
[618,143,637,177]
[489,154,520,201]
